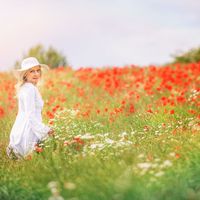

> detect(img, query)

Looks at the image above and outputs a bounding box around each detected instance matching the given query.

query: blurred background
[0,0,200,71]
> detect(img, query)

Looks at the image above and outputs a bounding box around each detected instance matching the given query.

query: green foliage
[1,63,200,199]
[15,44,68,69]
[172,46,200,64]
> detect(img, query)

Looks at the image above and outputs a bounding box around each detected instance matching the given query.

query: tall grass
[0,64,200,200]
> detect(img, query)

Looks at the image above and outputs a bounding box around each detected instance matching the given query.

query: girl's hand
[48,129,55,136]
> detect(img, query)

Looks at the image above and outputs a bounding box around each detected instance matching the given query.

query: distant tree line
[15,44,200,69]
[15,44,68,69]
[171,46,200,64]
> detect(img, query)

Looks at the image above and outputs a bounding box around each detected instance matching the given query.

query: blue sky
[0,0,200,71]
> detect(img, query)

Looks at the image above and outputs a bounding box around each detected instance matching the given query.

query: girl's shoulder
[20,82,36,95]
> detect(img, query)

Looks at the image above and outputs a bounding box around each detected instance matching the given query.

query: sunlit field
[0,63,200,200]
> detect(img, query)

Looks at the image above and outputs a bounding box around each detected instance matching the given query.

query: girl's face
[25,66,41,85]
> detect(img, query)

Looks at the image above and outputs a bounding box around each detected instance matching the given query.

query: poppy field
[0,63,200,200]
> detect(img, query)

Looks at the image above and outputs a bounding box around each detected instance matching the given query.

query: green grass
[1,66,200,199]
[1,107,200,200]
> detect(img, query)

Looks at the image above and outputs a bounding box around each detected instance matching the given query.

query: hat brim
[16,64,49,72]
[12,64,49,80]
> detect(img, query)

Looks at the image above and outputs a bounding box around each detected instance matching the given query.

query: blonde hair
[14,67,45,98]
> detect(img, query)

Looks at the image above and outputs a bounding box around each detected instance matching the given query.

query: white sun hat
[12,57,49,81]
[16,57,49,71]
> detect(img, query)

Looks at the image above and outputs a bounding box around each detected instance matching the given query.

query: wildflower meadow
[0,63,200,200]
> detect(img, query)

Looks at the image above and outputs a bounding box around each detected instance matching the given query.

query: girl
[7,57,54,159]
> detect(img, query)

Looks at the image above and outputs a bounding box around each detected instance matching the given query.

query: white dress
[7,82,51,158]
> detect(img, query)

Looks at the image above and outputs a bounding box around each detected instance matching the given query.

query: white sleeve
[22,85,51,140]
